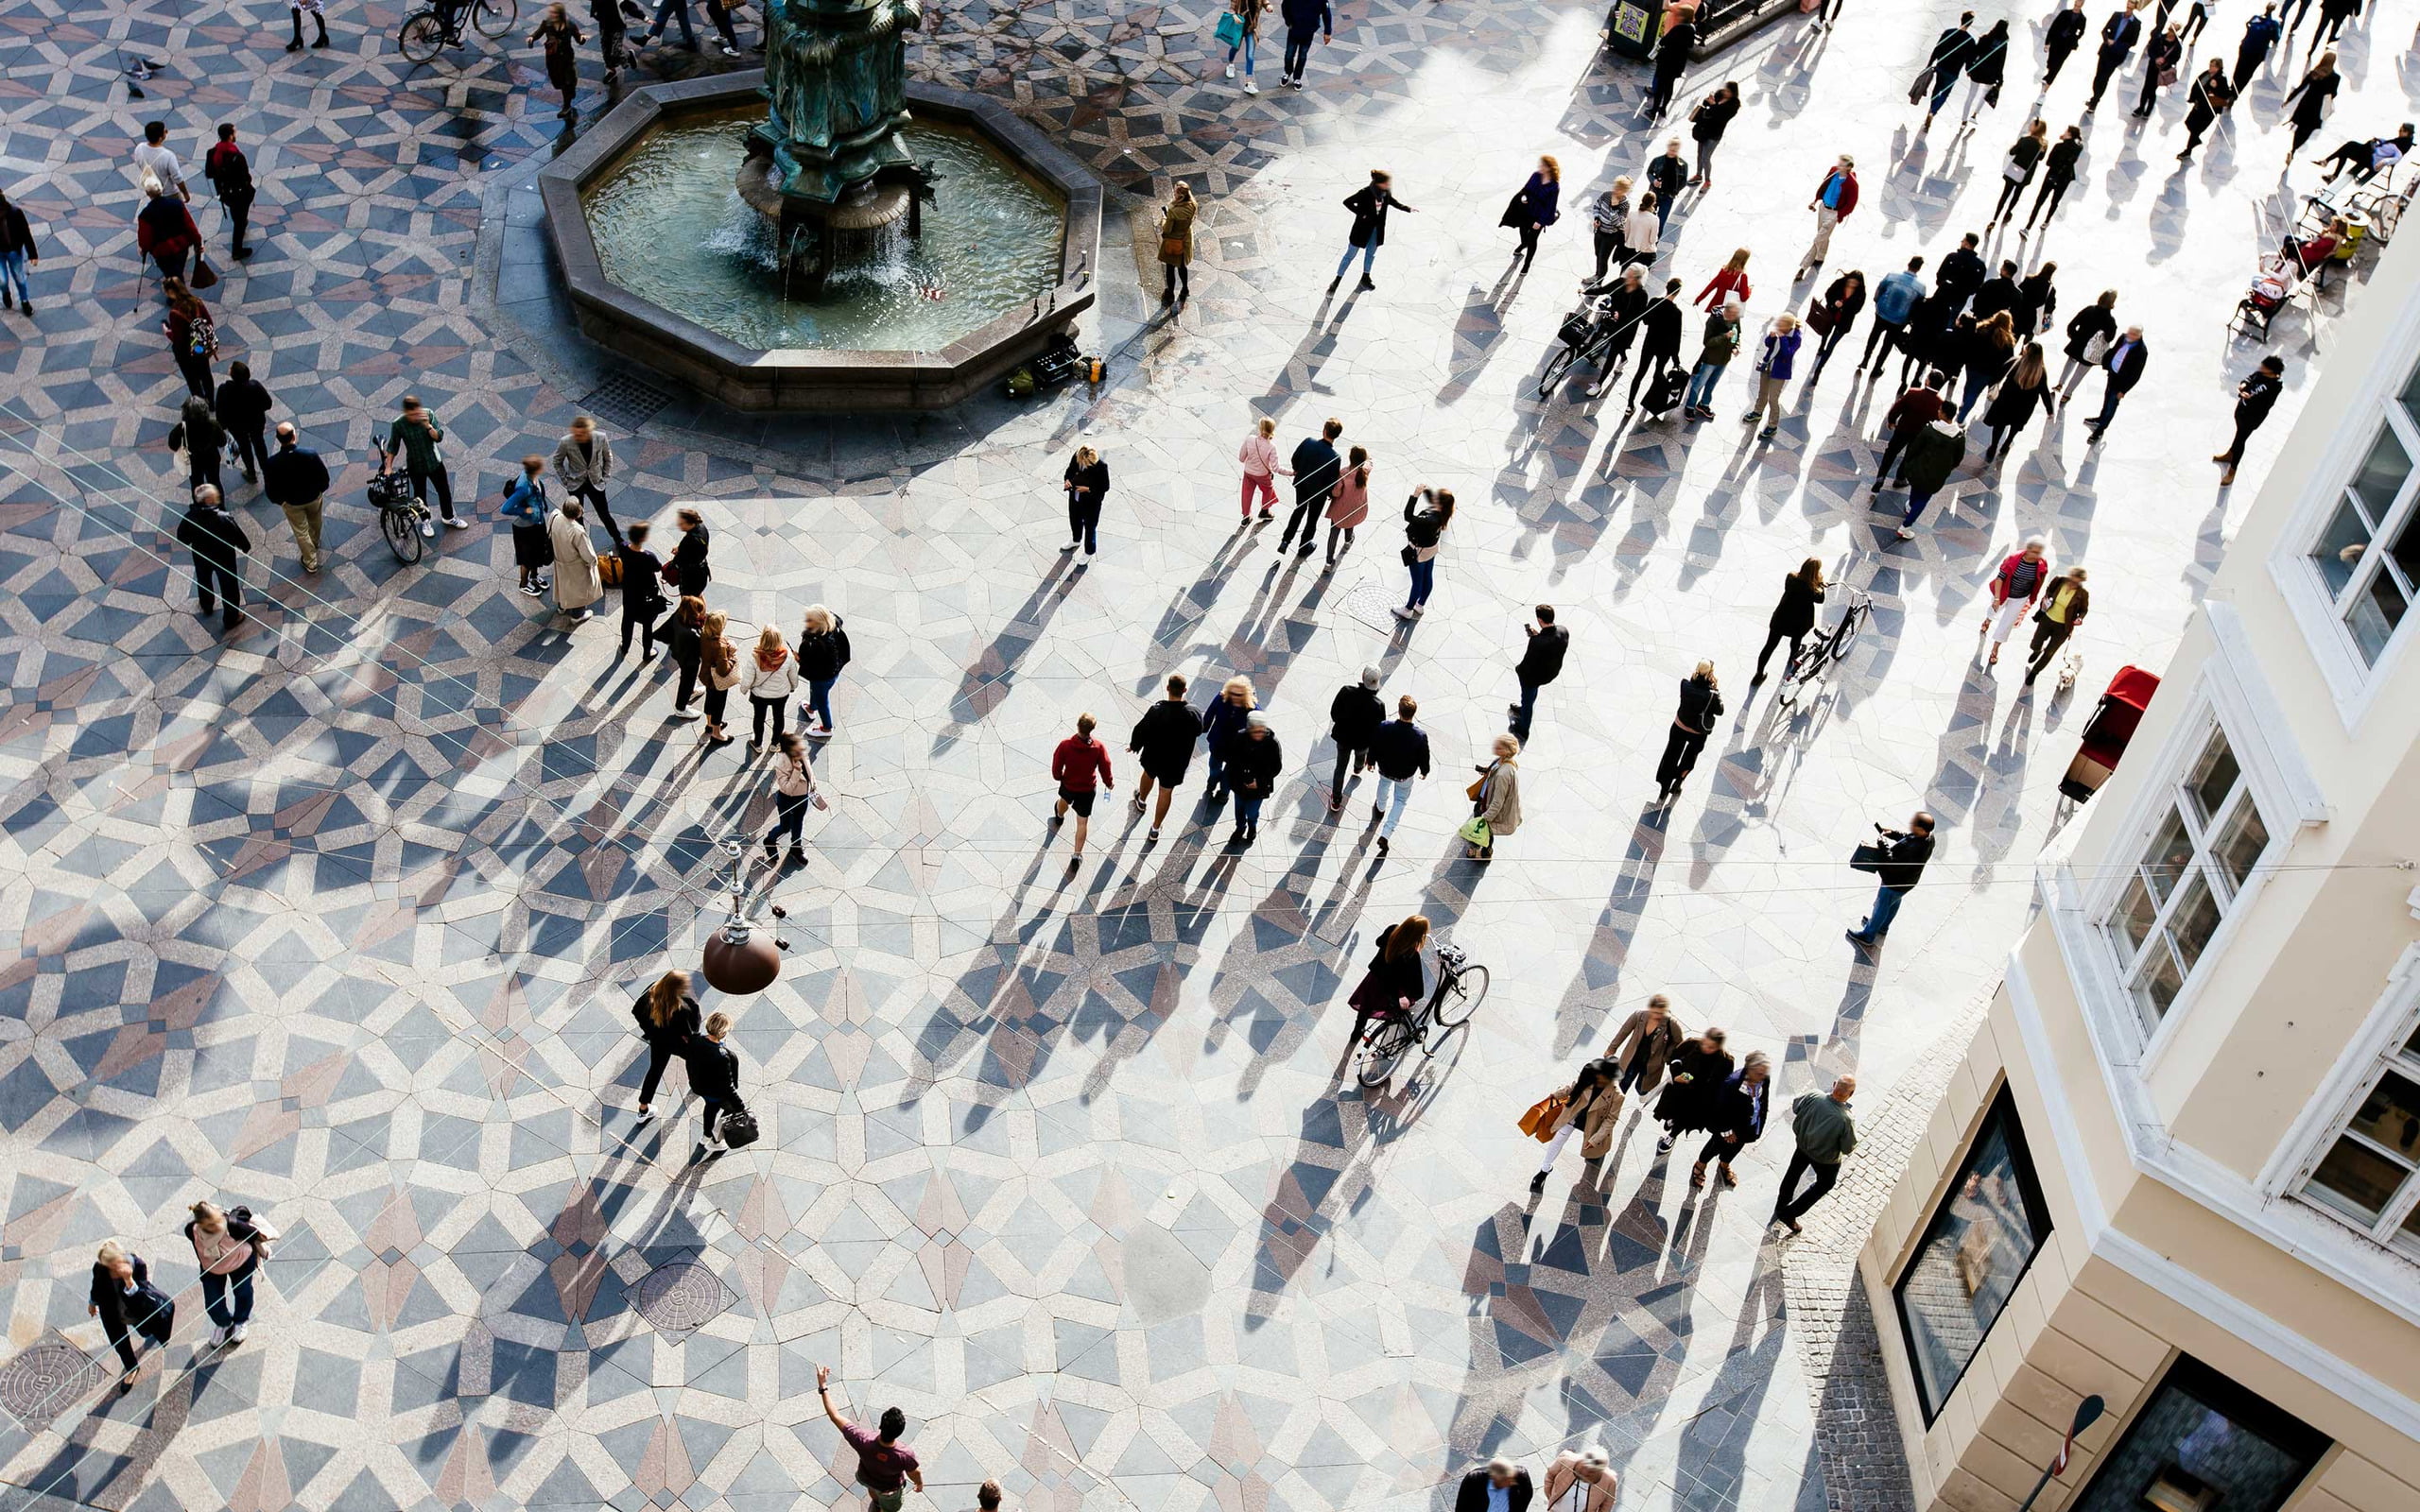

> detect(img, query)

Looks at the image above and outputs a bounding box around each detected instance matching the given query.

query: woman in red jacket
[1050,713,1115,868]
[135,180,202,284]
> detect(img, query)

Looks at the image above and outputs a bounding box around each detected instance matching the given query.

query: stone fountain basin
[539,75,1102,412]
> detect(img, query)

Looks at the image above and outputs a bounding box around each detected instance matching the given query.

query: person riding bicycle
[434,0,475,38]
[1340,913,1429,1071]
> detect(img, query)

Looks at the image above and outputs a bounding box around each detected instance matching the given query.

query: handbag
[598,552,624,587]
[2003,156,2030,183]
[1159,233,1187,260]
[2082,330,2112,364]
[1805,301,1835,335]
[1214,10,1244,46]
[1517,1091,1566,1142]
[190,256,219,291]
[719,1108,761,1149]
[1457,814,1493,847]
[661,558,680,584]
[1400,543,1418,564]
[1850,842,1887,873]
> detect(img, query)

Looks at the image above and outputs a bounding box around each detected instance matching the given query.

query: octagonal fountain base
[539,75,1101,412]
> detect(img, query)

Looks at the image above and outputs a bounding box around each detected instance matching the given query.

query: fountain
[537,0,1099,410]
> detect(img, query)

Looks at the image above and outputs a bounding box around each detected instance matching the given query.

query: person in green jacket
[1893,420,1968,540]
[1772,1076,1858,1234]
[380,394,462,536]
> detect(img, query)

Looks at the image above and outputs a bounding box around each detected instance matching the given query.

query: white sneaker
[444,517,469,530]
[208,1326,230,1349]
[230,1323,249,1344]
[1244,78,1257,94]
[419,518,436,538]
[1223,62,1234,78]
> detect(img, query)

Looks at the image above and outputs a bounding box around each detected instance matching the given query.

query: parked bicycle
[1357,941,1490,1087]
[368,448,431,564]
[1772,585,1872,711]
[398,0,517,63]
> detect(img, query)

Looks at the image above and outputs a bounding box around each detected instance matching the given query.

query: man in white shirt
[131,121,188,200]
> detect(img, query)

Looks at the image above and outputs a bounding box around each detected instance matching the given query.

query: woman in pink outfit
[1237,416,1289,521]
[1322,445,1371,566]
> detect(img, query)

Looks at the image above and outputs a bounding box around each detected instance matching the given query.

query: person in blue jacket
[1278,0,1329,89]
[1500,156,1561,274]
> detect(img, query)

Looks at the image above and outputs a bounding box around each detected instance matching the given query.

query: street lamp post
[699,837,783,995]
[2015,1394,2106,1512]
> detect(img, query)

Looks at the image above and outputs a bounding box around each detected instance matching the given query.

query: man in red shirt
[818,1366,924,1511]
[1049,713,1115,870]
[1870,370,1949,490]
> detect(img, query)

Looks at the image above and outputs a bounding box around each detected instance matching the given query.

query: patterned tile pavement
[1,0,2413,1509]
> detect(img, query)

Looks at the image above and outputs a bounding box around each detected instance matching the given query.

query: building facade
[1854,225,2420,1512]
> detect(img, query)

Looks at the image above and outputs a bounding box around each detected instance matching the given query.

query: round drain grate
[632,1261,727,1332]
[0,1335,102,1426]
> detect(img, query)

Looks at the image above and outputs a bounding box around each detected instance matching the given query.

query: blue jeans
[1283,27,1313,77]
[1685,359,1726,411]
[1406,557,1435,608]
[0,250,26,303]
[1235,793,1265,828]
[1335,239,1376,281]
[1514,678,1540,730]
[648,0,695,45]
[1206,744,1231,795]
[1227,31,1254,73]
[2091,382,2126,432]
[1372,774,1414,836]
[1957,367,1993,421]
[1855,884,1906,940]
[807,677,836,730]
[1900,488,1939,527]
[769,790,809,850]
[201,1268,255,1329]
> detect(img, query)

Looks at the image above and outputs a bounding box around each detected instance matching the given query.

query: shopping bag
[719,1109,761,1148]
[1518,1092,1567,1141]
[1214,11,1244,46]
[1849,842,1887,873]
[1457,815,1493,847]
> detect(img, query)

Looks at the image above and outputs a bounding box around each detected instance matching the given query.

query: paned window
[2299,1019,2420,1259]
[2101,725,2273,1030]
[2305,376,2420,664]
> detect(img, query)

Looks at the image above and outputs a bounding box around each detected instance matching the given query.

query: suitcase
[1644,366,1688,417]
[718,1109,761,1149]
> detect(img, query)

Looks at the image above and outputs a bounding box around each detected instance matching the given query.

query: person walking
[1048,713,1115,867]
[1872,368,1950,488]
[90,1242,176,1393]
[1626,277,1686,408]
[1129,673,1203,841]
[700,610,740,747]
[2281,52,2339,158]
[1364,695,1428,854]
[132,120,190,202]
[1959,19,2010,127]
[185,1201,271,1348]
[385,395,463,534]
[1227,712,1283,847]
[288,0,332,50]
[1541,1449,1619,1512]
[1277,419,1342,558]
[136,178,202,286]
[551,414,621,546]
[1806,269,1866,378]
[549,495,603,623]
[1681,298,1741,421]
[1157,183,1196,305]
[1465,733,1521,861]
[1455,1461,1534,1512]
[214,361,272,487]
[260,421,330,575]
[162,274,216,401]
[1982,536,2053,668]
[1971,259,2021,325]
[1510,606,1568,738]
[1652,661,1721,806]
[1278,0,1330,88]
[2087,1,2147,112]
[666,596,705,717]
[2133,22,2185,118]
[1919,12,1978,131]
[1770,1075,1858,1234]
[1583,177,1631,287]
[1691,246,1752,310]
[0,189,37,316]
[1620,191,1660,272]
[1843,812,1936,952]
[1644,139,1688,240]
[1794,156,1858,281]
[1685,81,1740,188]
[2023,565,2090,685]
[2044,0,2090,83]
[817,1366,925,1511]
[1528,1055,1623,1194]
[1340,913,1428,1065]
[2307,0,2357,60]
[1646,8,1695,119]
[1499,156,1562,274]
[745,625,800,750]
[1955,309,2016,423]
[501,455,553,597]
[1752,558,1826,683]
[1858,256,1924,376]
[1601,992,1687,1098]
[1892,414,1969,539]
[1748,313,1802,440]
[1062,443,1109,556]
[1651,1024,1733,1153]
[1392,486,1453,619]
[1692,1051,1770,1189]
[763,730,823,866]
[1330,169,1415,292]
[530,3,588,121]
[176,486,250,632]
[2215,354,2286,485]
[1326,666,1385,814]
[1979,341,2053,465]
[614,520,669,659]
[2016,260,2060,335]
[2055,289,2119,400]
[1221,0,1267,94]
[1201,676,1257,801]
[631,970,701,1119]
[1989,120,2047,229]
[2178,56,2237,158]
[2020,126,2083,234]
[2083,324,2147,444]
[202,124,256,262]
[795,605,850,737]
[683,1010,747,1150]
[1237,416,1287,522]
[2233,3,2282,89]
[1323,445,1371,565]
[167,394,224,499]
[1584,266,1652,397]
[670,507,711,597]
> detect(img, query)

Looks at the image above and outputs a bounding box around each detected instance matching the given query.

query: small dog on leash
[2057,647,2083,693]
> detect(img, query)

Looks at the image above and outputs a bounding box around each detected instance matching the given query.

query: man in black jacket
[2086,1,2146,112]
[2215,354,2285,485]
[1969,260,2021,325]
[1278,0,1329,89]
[1932,233,1986,314]
[1453,1460,1532,1512]
[1510,606,1568,739]
[1847,811,1935,949]
[202,124,255,262]
[1326,665,1385,812]
[1228,713,1284,847]
[2044,0,2089,83]
[684,1010,746,1150]
[261,421,330,574]
[215,360,273,486]
[1278,418,1343,558]
[1365,695,1430,854]
[2083,325,2148,444]
[1130,673,1204,840]
[176,486,251,631]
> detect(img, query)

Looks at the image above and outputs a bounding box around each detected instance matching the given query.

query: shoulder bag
[1214,10,1244,46]
[1517,1091,1566,1141]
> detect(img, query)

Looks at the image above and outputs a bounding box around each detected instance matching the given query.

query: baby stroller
[2230,263,2296,341]
[2058,664,2160,806]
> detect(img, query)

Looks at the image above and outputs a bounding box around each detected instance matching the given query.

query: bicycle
[1773,585,1872,711]
[368,448,430,564]
[1357,942,1490,1087]
[398,0,517,63]
[1536,295,1621,400]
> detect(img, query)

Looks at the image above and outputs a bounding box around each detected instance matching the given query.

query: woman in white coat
[549,496,602,623]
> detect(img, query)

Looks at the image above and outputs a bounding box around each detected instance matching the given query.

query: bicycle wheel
[1357,1018,1414,1087]
[473,0,518,37]
[398,10,447,61]
[1535,346,1579,400]
[1828,602,1867,663]
[383,506,424,564]
[1432,964,1488,1027]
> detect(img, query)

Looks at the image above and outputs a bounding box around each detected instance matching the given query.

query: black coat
[798,618,852,682]
[2098,10,2142,63]
[1769,574,1825,638]
[1652,21,1694,80]
[1350,924,1426,1015]
[2062,302,2117,362]
[1935,246,1986,305]
[1515,624,1569,684]
[1688,92,1738,143]
[617,546,666,610]
[1652,1042,1736,1130]
[1130,698,1203,777]
[1982,371,2050,431]
[215,375,272,432]
[2041,136,2083,185]
[1964,28,2008,86]
[1970,276,2020,324]
[1672,673,1722,732]
[1342,183,1406,248]
[91,1256,174,1340]
[2236,369,2283,424]
[1876,828,1935,892]
[1290,437,1341,504]
[1328,683,1385,748]
[1063,457,1110,507]
[684,1036,741,1102]
[632,992,701,1050]
[2046,8,2088,58]
[1366,718,1431,781]
[1455,1469,1532,1512]
[1705,1071,1772,1145]
[671,525,712,596]
[262,442,330,507]
[1228,732,1284,798]
[1639,297,1684,360]
[176,504,251,568]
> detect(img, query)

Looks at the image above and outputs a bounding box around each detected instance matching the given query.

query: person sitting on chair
[2314,123,2414,183]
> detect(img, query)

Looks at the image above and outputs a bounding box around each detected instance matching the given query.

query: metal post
[2015,1395,2105,1512]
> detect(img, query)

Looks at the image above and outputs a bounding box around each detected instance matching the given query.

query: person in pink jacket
[1237,416,1290,521]
[1981,535,2052,669]
[1322,446,1371,566]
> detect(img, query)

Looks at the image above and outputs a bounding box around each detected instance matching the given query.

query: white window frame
[2269,281,2420,731]
[2265,944,2420,1261]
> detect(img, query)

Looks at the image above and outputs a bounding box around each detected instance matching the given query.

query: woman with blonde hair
[91,1240,176,1391]
[1585,175,1632,286]
[700,610,740,747]
[548,495,602,623]
[1063,444,1109,558]
[1237,415,1288,521]
[1157,182,1196,305]
[1201,675,1257,801]
[766,730,823,867]
[1654,660,1722,806]
[745,624,800,751]
[1750,312,1802,440]
[1465,732,1522,861]
[796,603,851,738]
[631,969,701,1120]
[184,1199,270,1348]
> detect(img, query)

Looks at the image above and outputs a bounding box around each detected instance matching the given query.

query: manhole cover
[632,1261,729,1332]
[1333,576,1404,634]
[578,374,673,432]
[0,1332,103,1428]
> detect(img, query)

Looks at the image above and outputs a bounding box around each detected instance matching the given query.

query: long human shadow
[1244,1070,1443,1328]
[1549,800,1670,1058]
[931,554,1080,757]
[1134,523,1256,694]
[1921,661,2006,837]
[1217,552,1338,707]
[1789,959,1878,1092]
[1201,793,1366,1102]
[1667,1248,1792,1510]
[1436,283,1516,407]
[1963,686,2039,887]
[1259,289,1359,410]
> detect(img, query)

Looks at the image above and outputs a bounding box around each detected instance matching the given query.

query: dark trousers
[1283,26,1314,78]
[1616,1057,1652,1094]
[176,349,214,401]
[2087,52,2126,108]
[1513,677,1542,732]
[221,191,253,255]
[1067,493,1100,555]
[769,790,809,850]
[700,1093,744,1140]
[2027,173,2072,226]
[290,5,330,44]
[2090,381,2128,433]
[2232,54,2262,92]
[1277,491,1322,552]
[647,0,695,44]
[194,561,242,622]
[2134,66,2163,115]
[674,651,700,709]
[1699,1129,1744,1167]
[701,684,731,728]
[1811,325,1850,371]
[200,1267,255,1329]
[619,601,663,655]
[188,443,224,496]
[1628,350,1677,404]
[229,421,268,480]
[751,696,786,745]
[1991,176,2026,223]
[573,483,621,545]
[702,0,739,46]
[638,1039,679,1105]
[1655,723,1707,792]
[1772,1151,1840,1222]
[1876,426,1917,482]
[1329,741,1364,800]
[1515,222,1542,268]
[1754,627,1803,679]
[1324,520,1355,559]
[2220,409,2265,467]
[1163,260,1190,300]
[407,461,456,521]
[104,1297,176,1371]
[1859,318,1903,369]
[2045,43,2077,83]
[1592,229,1619,283]
[2026,617,2074,679]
